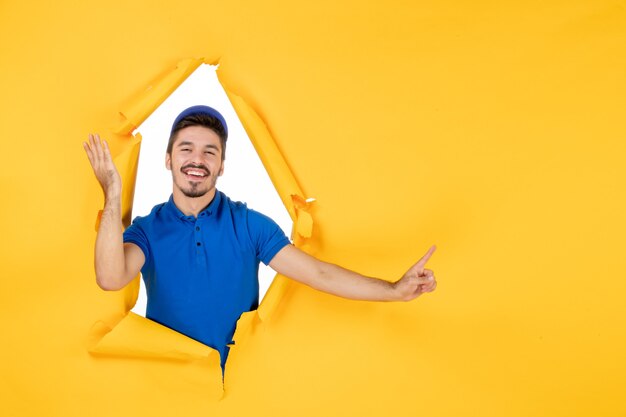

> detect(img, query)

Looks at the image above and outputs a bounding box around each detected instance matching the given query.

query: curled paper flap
[88,312,224,397]
[295,211,313,239]
[229,310,258,350]
[115,134,142,228]
[291,194,315,239]
[115,58,203,135]
[89,312,221,363]
[220,86,303,221]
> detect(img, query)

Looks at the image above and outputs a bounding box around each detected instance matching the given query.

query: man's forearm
[310,262,397,301]
[94,192,127,290]
[270,245,400,301]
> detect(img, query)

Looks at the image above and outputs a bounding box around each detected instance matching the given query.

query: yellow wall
[1,1,624,416]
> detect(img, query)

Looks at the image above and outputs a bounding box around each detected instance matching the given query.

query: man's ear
[165,153,172,171]
[218,160,224,177]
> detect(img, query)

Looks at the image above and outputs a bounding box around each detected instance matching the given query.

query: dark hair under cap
[170,105,228,136]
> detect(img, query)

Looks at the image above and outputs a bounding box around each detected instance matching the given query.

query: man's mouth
[181,166,209,180]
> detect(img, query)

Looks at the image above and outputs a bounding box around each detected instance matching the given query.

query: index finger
[415,245,437,270]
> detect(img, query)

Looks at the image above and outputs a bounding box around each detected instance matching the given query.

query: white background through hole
[130,64,292,316]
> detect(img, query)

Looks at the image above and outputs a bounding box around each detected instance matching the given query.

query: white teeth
[186,170,206,177]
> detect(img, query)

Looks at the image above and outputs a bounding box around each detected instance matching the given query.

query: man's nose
[190,150,205,164]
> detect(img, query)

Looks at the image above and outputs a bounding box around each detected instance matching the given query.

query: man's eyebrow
[175,141,220,150]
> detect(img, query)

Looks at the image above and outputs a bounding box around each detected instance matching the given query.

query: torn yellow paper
[89,312,220,363]
[221,89,305,221]
[1,1,625,416]
[116,58,204,135]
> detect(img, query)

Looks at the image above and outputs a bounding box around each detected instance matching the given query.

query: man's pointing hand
[392,245,437,301]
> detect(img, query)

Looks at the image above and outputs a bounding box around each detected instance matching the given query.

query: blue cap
[170,105,228,137]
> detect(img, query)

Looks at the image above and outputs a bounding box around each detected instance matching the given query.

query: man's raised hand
[393,245,438,301]
[83,134,122,197]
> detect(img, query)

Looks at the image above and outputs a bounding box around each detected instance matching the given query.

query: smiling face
[166,125,224,199]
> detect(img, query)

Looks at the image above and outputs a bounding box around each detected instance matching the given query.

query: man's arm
[269,244,437,302]
[83,134,145,291]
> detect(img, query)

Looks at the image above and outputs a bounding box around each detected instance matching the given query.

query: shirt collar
[165,190,222,220]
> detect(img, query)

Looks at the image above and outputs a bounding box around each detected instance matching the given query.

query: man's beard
[174,176,219,198]
[180,182,210,198]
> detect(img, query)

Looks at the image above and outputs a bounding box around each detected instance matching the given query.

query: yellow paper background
[1,1,625,416]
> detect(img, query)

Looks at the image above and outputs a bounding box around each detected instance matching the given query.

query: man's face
[166,125,224,198]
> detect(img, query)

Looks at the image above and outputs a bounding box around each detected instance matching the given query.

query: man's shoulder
[128,201,168,227]
[218,191,250,213]
[219,192,280,228]
[218,192,281,229]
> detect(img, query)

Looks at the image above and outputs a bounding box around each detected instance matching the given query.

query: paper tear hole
[130,64,292,316]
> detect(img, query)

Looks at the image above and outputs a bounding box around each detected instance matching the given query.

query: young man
[83,105,437,369]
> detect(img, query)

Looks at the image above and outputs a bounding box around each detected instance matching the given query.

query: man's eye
[205,151,215,155]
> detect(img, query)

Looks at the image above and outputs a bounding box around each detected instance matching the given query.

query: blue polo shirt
[123,190,290,369]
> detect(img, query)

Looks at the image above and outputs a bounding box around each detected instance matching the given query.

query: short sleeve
[246,209,291,265]
[123,217,151,263]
